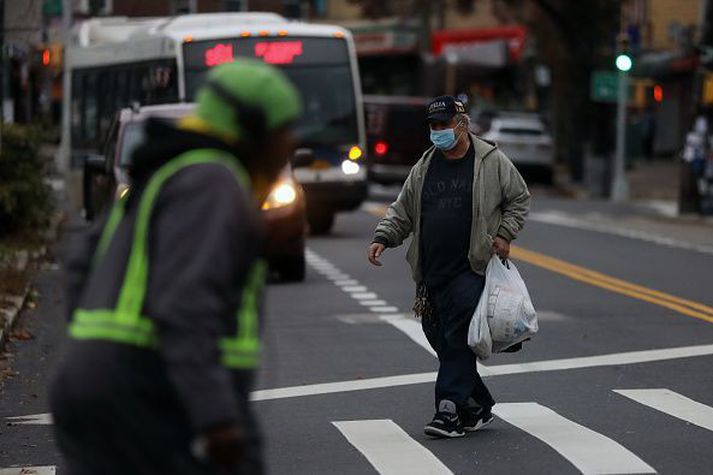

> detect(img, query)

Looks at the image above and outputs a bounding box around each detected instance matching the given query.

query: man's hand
[203,425,246,467]
[368,243,386,266]
[493,236,510,260]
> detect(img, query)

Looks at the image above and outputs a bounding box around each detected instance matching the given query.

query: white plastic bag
[468,255,538,359]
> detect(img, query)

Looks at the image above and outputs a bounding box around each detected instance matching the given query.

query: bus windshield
[183,37,358,146]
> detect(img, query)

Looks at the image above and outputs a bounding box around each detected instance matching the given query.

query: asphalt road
[1,189,713,474]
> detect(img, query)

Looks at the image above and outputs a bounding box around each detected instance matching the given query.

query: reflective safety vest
[69,150,265,369]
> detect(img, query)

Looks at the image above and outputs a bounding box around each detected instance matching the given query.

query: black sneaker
[424,400,464,438]
[461,404,494,433]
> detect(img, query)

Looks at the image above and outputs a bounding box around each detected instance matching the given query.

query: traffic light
[615,53,633,72]
[615,34,633,72]
[37,44,63,70]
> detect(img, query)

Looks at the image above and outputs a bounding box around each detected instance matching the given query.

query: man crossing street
[368,96,530,438]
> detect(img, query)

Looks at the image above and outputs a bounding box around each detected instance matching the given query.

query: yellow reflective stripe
[221,352,259,369]
[72,309,155,331]
[218,260,266,369]
[115,150,250,322]
[69,310,157,347]
[93,196,126,267]
[236,261,266,343]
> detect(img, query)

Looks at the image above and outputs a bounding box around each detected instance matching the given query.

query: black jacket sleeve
[146,162,258,433]
[63,213,107,321]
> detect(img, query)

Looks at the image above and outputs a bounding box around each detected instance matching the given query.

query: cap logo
[428,101,447,113]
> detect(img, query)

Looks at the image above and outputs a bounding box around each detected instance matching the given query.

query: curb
[0,288,30,349]
[0,212,64,351]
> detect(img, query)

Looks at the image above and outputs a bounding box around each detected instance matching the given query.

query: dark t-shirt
[420,140,475,290]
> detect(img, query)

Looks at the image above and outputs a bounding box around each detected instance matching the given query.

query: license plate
[310,159,331,170]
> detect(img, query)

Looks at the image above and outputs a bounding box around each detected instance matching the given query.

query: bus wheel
[308,211,334,235]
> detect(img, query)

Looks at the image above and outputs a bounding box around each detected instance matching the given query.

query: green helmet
[193,59,302,143]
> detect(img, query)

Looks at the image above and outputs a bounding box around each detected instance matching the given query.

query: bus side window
[98,70,114,142]
[115,68,129,111]
[71,71,84,144]
[84,71,98,142]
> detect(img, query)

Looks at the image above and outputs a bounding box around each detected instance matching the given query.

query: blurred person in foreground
[50,60,301,474]
[367,96,530,438]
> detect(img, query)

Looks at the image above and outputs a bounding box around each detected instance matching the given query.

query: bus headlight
[341,160,361,175]
[262,180,298,210]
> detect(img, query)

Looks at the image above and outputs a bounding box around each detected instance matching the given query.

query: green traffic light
[616,54,633,72]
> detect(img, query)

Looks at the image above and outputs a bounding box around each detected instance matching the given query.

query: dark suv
[364,95,431,185]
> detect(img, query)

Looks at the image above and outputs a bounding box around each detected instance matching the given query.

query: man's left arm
[496,151,531,243]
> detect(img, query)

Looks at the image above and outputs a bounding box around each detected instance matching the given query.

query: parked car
[85,103,308,282]
[475,111,555,184]
[364,95,431,185]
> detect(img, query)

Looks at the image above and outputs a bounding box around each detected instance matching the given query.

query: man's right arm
[372,166,417,248]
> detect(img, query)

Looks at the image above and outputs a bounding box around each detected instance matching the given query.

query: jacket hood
[470,133,498,161]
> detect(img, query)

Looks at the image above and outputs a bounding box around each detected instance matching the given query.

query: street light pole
[611,66,630,202]
[59,0,72,175]
[611,46,632,203]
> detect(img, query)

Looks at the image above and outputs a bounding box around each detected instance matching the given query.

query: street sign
[591,70,619,103]
[591,70,634,103]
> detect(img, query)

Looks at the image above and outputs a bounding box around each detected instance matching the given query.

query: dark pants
[422,271,495,412]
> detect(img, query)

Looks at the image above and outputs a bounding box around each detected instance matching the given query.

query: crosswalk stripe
[332,420,453,475]
[493,403,656,474]
[0,467,56,474]
[5,413,53,425]
[614,389,713,432]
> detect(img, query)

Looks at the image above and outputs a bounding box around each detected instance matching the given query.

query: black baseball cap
[427,95,466,123]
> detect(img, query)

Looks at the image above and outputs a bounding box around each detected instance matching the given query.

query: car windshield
[119,123,146,167]
[183,37,359,147]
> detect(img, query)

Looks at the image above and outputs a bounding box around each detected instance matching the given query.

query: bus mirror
[292,148,315,168]
[85,153,108,173]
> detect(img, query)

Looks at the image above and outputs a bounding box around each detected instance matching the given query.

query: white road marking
[251,343,713,402]
[487,343,713,376]
[342,286,368,293]
[529,210,713,256]
[360,300,388,306]
[252,372,437,401]
[493,403,656,474]
[333,420,453,475]
[370,306,399,313]
[350,292,379,300]
[379,315,437,357]
[5,413,53,425]
[614,389,713,432]
[335,280,359,286]
[0,467,56,474]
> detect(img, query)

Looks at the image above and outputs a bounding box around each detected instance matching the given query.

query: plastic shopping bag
[468,275,493,361]
[468,255,538,359]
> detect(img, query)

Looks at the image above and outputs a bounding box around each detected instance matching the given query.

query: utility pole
[189,0,198,13]
[611,38,632,203]
[59,0,72,175]
[1,0,5,156]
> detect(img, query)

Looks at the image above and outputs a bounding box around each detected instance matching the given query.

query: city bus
[63,12,367,233]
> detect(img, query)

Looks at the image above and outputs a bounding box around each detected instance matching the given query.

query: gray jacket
[373,133,531,281]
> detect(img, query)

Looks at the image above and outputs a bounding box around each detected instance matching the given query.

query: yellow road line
[511,247,713,324]
[362,203,713,324]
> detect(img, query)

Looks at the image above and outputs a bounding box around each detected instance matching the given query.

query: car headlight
[262,180,298,210]
[341,160,361,175]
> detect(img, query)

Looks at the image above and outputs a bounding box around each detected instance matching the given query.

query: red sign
[431,26,527,62]
[254,41,303,64]
[205,43,234,67]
